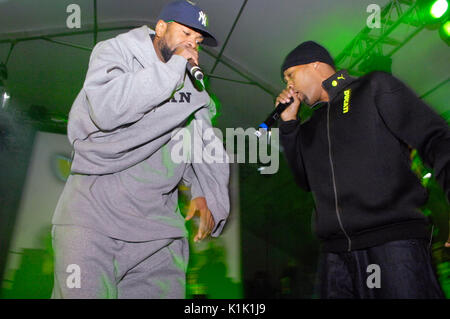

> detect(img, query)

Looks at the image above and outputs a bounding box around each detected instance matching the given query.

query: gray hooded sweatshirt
[52,25,230,241]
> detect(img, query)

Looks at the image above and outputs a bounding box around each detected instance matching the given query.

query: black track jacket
[279,70,450,252]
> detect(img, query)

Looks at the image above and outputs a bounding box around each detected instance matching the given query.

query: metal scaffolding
[0,0,445,132]
[335,0,427,74]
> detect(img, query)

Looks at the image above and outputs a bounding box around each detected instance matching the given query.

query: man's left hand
[185,197,215,242]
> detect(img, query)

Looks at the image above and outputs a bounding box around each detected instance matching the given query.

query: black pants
[316,239,445,299]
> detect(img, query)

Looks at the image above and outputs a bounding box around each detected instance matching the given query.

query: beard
[158,38,175,63]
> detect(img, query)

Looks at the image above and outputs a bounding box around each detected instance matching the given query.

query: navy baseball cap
[157,1,218,47]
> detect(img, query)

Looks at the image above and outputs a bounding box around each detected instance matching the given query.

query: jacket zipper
[326,102,352,251]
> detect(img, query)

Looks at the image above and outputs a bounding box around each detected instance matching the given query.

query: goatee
[158,39,175,63]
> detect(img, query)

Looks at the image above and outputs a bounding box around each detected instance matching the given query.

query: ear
[155,20,168,37]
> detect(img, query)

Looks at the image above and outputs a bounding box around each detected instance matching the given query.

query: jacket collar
[321,70,357,102]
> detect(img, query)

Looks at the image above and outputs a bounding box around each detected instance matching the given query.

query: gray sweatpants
[51,225,189,299]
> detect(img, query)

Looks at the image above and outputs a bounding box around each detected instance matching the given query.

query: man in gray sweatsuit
[51,1,230,299]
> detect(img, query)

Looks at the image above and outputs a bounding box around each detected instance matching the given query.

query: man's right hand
[174,45,199,66]
[275,88,302,121]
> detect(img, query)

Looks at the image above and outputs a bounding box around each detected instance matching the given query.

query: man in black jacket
[277,41,449,298]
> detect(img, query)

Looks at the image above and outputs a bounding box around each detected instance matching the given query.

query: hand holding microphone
[174,45,204,81]
[256,88,301,136]
[174,44,199,65]
[275,88,302,122]
[186,59,204,81]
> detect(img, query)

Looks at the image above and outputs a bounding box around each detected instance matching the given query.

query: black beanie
[281,41,335,75]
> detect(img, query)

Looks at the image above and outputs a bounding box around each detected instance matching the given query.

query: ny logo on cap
[198,11,207,26]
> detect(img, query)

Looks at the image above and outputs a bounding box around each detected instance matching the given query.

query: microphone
[257,97,294,131]
[186,60,204,81]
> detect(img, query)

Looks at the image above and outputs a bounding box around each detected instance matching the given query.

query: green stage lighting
[430,0,449,18]
[418,0,449,29]
[439,20,450,44]
[443,20,450,35]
